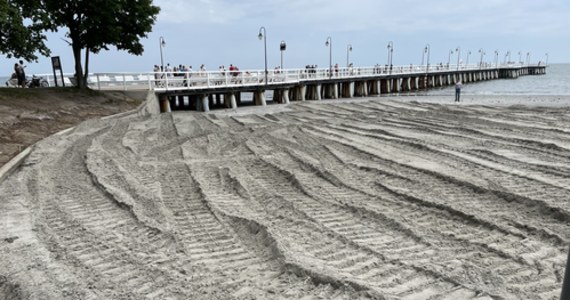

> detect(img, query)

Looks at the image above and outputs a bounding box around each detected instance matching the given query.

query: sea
[421,63,570,97]
[1,64,568,96]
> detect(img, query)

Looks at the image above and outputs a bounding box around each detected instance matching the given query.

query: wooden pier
[90,64,547,112]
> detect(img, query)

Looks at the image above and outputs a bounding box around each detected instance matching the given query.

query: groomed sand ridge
[1,97,570,299]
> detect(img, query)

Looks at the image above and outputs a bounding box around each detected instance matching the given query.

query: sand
[1,95,570,299]
[0,89,142,166]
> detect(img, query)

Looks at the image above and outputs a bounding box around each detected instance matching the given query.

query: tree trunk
[72,41,85,89]
[83,49,90,88]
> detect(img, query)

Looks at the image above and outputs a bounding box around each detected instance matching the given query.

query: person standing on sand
[455,80,462,102]
[14,62,25,88]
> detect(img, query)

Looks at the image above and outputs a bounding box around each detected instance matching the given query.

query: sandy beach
[1,95,570,299]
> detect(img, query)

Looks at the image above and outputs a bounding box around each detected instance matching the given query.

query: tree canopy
[6,0,160,88]
[0,0,50,61]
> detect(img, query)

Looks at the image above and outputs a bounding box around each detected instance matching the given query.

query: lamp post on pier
[424,44,430,73]
[387,41,393,74]
[504,51,511,64]
[455,46,461,70]
[526,52,531,65]
[346,44,352,67]
[465,50,471,67]
[258,27,268,86]
[159,36,166,71]
[325,36,332,78]
[280,40,286,70]
[478,49,485,69]
[447,49,454,69]
[518,51,522,64]
[494,50,499,67]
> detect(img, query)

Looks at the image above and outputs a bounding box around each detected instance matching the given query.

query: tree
[0,0,50,62]
[17,0,160,88]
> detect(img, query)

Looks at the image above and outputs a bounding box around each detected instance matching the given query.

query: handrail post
[165,72,169,90]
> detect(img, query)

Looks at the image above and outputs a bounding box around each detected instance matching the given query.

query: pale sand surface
[2,95,570,299]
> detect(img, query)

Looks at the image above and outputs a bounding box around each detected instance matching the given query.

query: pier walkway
[46,63,547,112]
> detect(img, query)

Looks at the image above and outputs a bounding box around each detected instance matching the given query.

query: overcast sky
[1,0,567,76]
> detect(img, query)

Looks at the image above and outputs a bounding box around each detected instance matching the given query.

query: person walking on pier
[455,80,462,102]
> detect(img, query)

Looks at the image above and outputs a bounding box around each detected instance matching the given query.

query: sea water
[422,63,570,96]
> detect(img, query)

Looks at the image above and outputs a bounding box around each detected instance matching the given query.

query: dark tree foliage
[0,0,50,62]
[17,0,160,88]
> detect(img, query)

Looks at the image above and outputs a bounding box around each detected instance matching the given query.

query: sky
[1,0,568,76]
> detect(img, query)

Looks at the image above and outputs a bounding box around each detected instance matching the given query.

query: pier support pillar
[283,89,290,104]
[230,94,237,109]
[202,95,210,112]
[342,82,354,98]
[292,85,306,101]
[274,89,290,104]
[370,80,381,95]
[307,85,321,100]
[254,91,267,106]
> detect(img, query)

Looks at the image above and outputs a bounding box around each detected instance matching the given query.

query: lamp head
[258,32,263,40]
[325,40,329,47]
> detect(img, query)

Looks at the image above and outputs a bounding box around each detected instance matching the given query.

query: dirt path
[0,88,142,166]
[1,97,569,299]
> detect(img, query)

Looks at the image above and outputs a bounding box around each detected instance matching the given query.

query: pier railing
[33,62,542,91]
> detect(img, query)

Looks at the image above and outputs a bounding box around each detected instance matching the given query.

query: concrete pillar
[331,84,339,99]
[346,82,355,98]
[229,94,237,109]
[394,79,401,93]
[382,80,387,93]
[371,80,381,95]
[283,89,290,104]
[254,91,267,106]
[202,95,210,112]
[208,94,214,108]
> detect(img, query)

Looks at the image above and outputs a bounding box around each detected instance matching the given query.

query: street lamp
[465,50,471,67]
[478,48,485,69]
[258,27,268,86]
[159,36,166,71]
[447,49,454,68]
[280,40,286,70]
[424,44,431,73]
[346,44,352,67]
[526,52,531,65]
[387,41,393,73]
[518,51,522,64]
[456,46,461,70]
[325,36,332,78]
[504,51,510,64]
[494,50,499,67]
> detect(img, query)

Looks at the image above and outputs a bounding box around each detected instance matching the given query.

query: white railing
[27,62,539,91]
